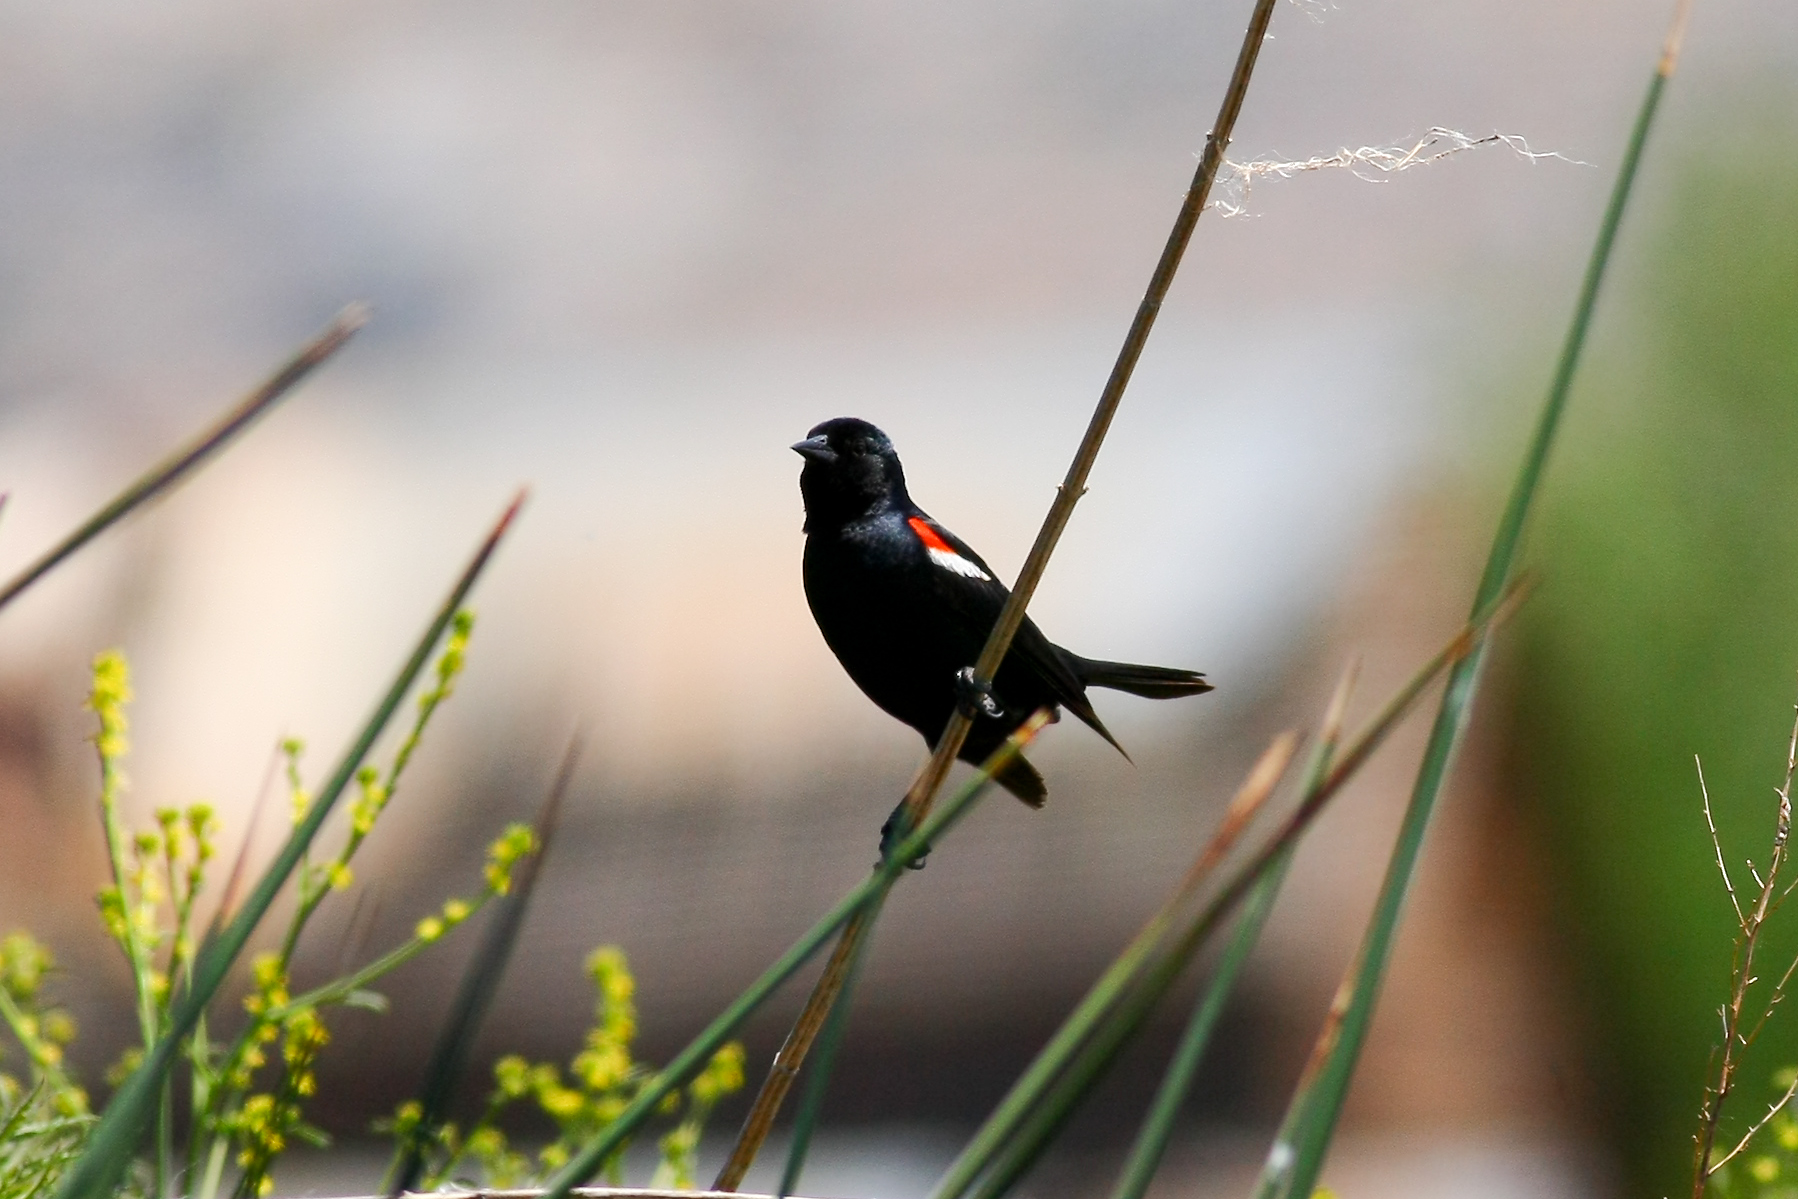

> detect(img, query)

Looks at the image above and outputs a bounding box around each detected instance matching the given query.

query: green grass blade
[52,492,524,1199]
[0,305,367,615]
[928,735,1300,1199]
[386,735,580,1194]
[710,3,1283,1178]
[537,712,1052,1199]
[1111,856,1294,1199]
[933,591,1521,1199]
[967,712,1347,1199]
[966,902,1229,1199]
[1106,666,1354,1199]
[1259,43,1678,1199]
[775,886,890,1199]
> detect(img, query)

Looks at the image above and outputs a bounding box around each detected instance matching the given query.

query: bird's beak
[791,435,835,462]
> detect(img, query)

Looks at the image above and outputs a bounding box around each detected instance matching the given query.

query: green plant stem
[278,628,464,972]
[713,2,1279,1183]
[1256,19,1682,1199]
[94,736,163,1197]
[538,712,1052,1199]
[931,587,1521,1199]
[53,493,523,1199]
[0,990,81,1101]
[96,780,156,1050]
[0,306,366,615]
[387,736,579,1195]
[1107,665,1355,1199]
[776,887,889,1199]
[196,618,478,1192]
[271,900,497,1019]
[929,734,1300,1199]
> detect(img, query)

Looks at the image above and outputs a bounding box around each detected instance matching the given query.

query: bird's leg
[875,670,998,869]
[953,666,1003,720]
[879,799,930,870]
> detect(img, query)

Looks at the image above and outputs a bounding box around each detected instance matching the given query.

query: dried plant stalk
[711,0,1283,1185]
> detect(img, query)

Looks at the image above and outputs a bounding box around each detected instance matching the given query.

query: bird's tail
[1073,656,1213,700]
[993,753,1048,807]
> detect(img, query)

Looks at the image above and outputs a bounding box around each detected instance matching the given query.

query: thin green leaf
[929,733,1299,1199]
[967,907,1215,1199]
[1259,21,1683,1198]
[538,711,1053,1199]
[386,735,581,1194]
[0,305,367,615]
[932,585,1524,1199]
[1106,663,1357,1199]
[0,1080,46,1145]
[776,887,889,1199]
[713,0,1282,1177]
[52,491,524,1199]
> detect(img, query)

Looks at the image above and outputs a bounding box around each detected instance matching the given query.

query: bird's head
[793,417,910,531]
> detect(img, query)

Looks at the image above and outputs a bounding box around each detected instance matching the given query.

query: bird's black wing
[909,512,1124,754]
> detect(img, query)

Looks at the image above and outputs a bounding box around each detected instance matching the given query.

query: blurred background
[0,1,1795,1195]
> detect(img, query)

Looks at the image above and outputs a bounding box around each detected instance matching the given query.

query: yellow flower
[693,1042,746,1105]
[494,1055,532,1099]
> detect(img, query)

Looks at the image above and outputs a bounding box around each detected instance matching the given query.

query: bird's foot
[879,801,930,870]
[953,667,1003,721]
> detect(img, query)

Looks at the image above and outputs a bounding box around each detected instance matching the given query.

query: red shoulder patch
[907,515,954,553]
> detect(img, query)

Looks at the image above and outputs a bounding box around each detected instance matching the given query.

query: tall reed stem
[711,2,1281,1184]
[1254,6,1692,1196]
[0,305,366,614]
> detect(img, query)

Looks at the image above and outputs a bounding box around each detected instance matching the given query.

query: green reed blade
[971,743,1336,1199]
[538,712,1052,1199]
[776,886,889,1199]
[53,492,523,1199]
[1259,31,1681,1199]
[966,893,1235,1199]
[1106,665,1354,1199]
[927,735,1300,1199]
[0,306,366,615]
[932,590,1521,1199]
[386,735,580,1195]
[1113,857,1294,1199]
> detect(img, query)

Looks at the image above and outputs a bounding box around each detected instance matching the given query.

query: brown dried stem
[710,1,1281,1187]
[0,304,367,613]
[1692,698,1798,1196]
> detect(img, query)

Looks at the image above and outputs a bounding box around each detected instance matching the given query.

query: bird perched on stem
[794,416,1212,811]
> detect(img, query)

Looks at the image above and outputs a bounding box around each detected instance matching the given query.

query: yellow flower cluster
[388,944,745,1192]
[691,1041,746,1107]
[414,895,478,944]
[484,823,539,896]
[433,611,475,699]
[0,932,83,1112]
[349,765,388,839]
[88,651,132,765]
[230,1010,331,1196]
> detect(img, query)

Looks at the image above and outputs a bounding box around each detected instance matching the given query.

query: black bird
[794,416,1212,809]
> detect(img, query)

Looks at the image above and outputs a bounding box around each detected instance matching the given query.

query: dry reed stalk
[712,0,1282,1184]
[0,304,367,613]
